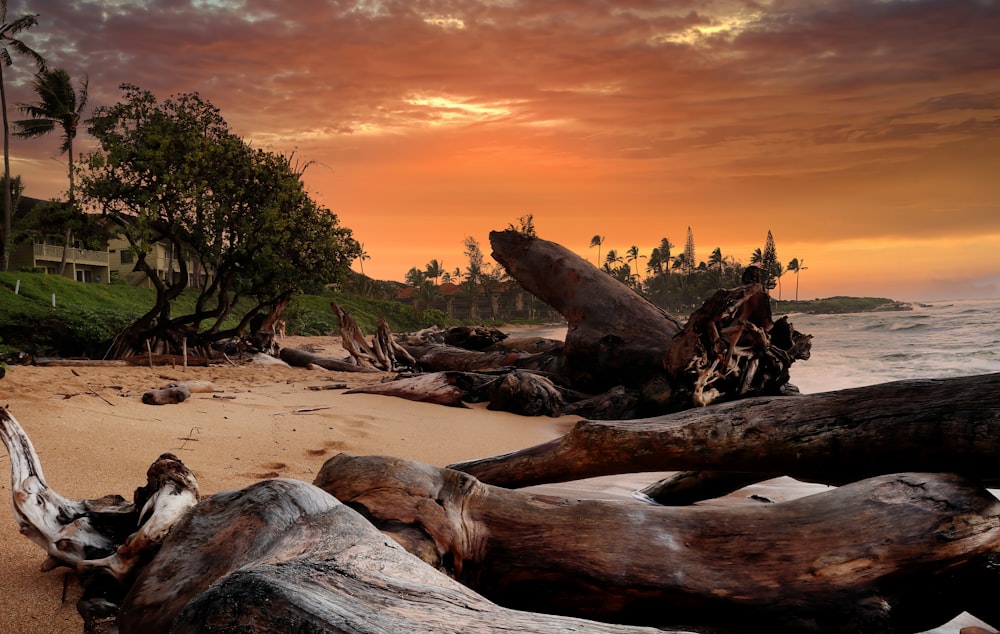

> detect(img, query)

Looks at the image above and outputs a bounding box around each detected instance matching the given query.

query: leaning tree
[80,84,360,358]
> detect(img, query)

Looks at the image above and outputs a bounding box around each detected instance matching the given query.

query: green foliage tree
[14,67,89,274]
[80,84,360,357]
[0,2,44,271]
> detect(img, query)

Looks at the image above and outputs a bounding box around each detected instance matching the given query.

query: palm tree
[708,247,725,284]
[589,234,605,267]
[15,68,87,199]
[353,242,370,276]
[625,245,645,284]
[788,258,808,301]
[15,68,88,275]
[0,3,45,271]
[424,258,443,285]
[603,248,622,273]
[647,237,673,277]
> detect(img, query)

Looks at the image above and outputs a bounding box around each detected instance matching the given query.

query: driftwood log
[486,230,811,409]
[346,369,565,415]
[314,453,1000,632]
[449,373,1000,496]
[0,406,199,630]
[279,346,381,372]
[488,229,682,392]
[332,302,416,371]
[386,231,810,417]
[120,477,669,634]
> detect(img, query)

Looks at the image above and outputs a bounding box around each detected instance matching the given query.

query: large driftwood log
[487,230,810,410]
[449,374,1000,494]
[345,371,499,407]
[121,478,670,634]
[315,453,1000,632]
[279,346,381,372]
[489,229,681,392]
[346,369,565,416]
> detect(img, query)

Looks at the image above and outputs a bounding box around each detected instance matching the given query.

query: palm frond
[77,75,89,112]
[12,117,54,139]
[3,14,40,36]
[9,38,44,70]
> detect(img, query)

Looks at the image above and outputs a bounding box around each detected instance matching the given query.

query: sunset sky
[6,0,1000,301]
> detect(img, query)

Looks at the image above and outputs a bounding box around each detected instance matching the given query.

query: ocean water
[786,298,1000,394]
[525,298,1000,395]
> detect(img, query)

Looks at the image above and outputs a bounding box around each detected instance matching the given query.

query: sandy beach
[0,335,994,633]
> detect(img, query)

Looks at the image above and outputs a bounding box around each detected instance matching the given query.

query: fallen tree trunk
[401,340,557,373]
[345,371,499,407]
[449,373,1000,493]
[346,369,565,416]
[315,453,1000,632]
[279,346,382,373]
[121,478,670,634]
[484,231,811,411]
[488,229,681,392]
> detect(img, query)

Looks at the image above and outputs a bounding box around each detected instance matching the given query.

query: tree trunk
[487,231,811,412]
[279,346,381,373]
[449,373,1000,493]
[314,453,1000,632]
[121,478,670,634]
[489,229,682,392]
[345,371,498,407]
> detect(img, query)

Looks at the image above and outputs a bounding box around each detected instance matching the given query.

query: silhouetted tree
[589,234,605,267]
[0,2,44,271]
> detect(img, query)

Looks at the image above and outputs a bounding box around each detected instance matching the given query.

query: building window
[120,251,134,264]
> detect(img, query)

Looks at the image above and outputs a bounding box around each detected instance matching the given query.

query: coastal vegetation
[0,271,438,359]
[1,9,364,360]
[397,216,812,317]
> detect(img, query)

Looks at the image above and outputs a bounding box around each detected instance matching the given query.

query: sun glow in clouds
[424,16,466,30]
[406,94,514,126]
[652,11,763,46]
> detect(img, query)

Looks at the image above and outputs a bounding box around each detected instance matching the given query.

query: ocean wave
[860,321,931,332]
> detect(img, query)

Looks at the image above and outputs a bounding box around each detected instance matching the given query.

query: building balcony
[33,243,110,265]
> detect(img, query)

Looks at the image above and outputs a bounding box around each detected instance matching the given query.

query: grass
[0,271,441,358]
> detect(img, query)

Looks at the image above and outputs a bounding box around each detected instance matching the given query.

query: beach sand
[0,335,993,633]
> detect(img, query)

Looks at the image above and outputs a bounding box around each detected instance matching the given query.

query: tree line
[394,217,808,320]
[592,227,809,312]
[0,1,360,357]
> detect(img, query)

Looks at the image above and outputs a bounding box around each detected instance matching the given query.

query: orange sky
[8,0,1000,300]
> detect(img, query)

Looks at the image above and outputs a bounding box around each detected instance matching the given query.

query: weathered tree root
[0,406,199,629]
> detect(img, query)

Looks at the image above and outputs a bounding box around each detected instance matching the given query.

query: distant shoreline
[771,296,911,315]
